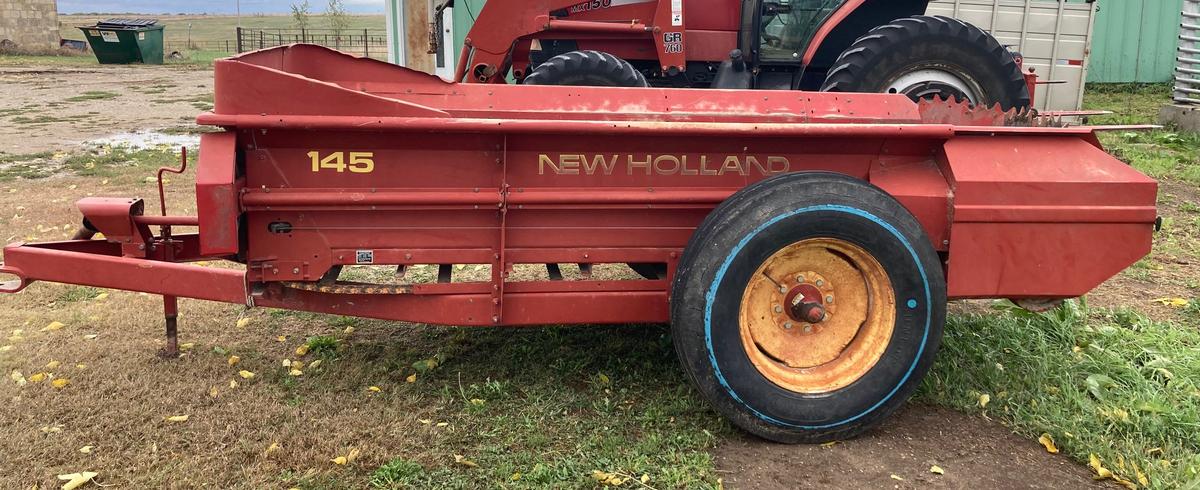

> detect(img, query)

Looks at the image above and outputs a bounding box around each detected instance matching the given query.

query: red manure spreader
[0,45,1157,443]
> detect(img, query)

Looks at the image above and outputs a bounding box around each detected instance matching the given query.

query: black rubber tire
[820,15,1030,111]
[523,50,649,87]
[670,172,946,443]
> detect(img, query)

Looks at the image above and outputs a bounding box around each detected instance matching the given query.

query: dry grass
[0,152,720,489]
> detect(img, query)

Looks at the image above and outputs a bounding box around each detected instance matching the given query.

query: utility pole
[236,0,242,28]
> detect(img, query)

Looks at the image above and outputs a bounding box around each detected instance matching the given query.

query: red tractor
[448,0,1033,110]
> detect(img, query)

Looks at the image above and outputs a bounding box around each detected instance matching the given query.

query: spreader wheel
[820,15,1030,111]
[522,50,649,87]
[670,172,946,443]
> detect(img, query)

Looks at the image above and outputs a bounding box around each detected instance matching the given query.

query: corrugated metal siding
[1089,0,1183,82]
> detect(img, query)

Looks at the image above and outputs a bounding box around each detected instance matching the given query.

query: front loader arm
[455,0,685,83]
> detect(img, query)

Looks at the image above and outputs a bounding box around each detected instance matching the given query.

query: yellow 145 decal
[308,151,375,173]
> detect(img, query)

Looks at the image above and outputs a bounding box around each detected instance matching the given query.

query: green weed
[305,335,340,357]
[0,151,55,180]
[65,91,119,102]
[56,286,100,303]
[370,458,425,488]
[62,146,179,177]
[10,114,69,125]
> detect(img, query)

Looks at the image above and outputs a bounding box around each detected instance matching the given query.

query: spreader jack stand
[155,148,189,359]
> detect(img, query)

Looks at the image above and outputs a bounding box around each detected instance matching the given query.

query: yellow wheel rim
[738,238,895,394]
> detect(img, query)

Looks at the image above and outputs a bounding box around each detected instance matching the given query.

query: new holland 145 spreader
[0,45,1157,443]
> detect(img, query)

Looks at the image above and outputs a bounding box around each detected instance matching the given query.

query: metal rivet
[773,305,783,313]
[292,267,300,274]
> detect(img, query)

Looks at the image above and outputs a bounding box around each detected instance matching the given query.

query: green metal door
[1089,0,1183,82]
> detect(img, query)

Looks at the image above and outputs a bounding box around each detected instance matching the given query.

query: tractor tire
[820,15,1030,111]
[670,172,946,443]
[523,50,649,87]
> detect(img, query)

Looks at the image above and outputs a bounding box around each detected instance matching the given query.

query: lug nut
[815,279,824,287]
[826,295,834,304]
[778,285,788,293]
[796,275,805,283]
[784,322,793,330]
[803,325,812,333]
[773,304,783,313]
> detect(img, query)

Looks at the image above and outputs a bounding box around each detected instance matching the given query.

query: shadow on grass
[274,319,728,489]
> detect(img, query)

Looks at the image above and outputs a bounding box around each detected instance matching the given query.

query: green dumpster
[79,19,164,65]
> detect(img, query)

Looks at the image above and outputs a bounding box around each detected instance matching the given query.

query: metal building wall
[1089,0,1183,83]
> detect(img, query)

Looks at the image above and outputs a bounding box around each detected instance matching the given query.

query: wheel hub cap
[739,238,896,393]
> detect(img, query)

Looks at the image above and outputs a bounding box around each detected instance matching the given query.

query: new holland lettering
[538,154,790,176]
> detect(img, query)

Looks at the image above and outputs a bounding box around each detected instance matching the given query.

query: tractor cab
[722,0,931,91]
[756,0,843,63]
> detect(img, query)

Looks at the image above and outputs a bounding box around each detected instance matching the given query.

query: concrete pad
[1159,104,1200,132]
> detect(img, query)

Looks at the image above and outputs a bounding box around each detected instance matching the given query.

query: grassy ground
[1,84,1198,488]
[1085,84,1200,184]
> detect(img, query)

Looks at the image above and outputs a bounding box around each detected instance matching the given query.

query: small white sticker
[355,250,374,264]
[100,31,119,43]
[138,32,145,41]
[671,0,683,26]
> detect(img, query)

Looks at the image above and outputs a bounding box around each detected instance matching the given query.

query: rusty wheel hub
[739,238,895,393]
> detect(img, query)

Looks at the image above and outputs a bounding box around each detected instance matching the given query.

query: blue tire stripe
[703,204,932,429]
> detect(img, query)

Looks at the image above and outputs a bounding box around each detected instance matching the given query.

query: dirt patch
[716,405,1105,489]
[0,64,212,154]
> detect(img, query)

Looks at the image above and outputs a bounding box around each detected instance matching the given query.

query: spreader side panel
[941,135,1157,299]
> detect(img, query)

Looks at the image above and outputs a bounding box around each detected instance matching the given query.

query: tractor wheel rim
[886,67,982,105]
[738,238,895,394]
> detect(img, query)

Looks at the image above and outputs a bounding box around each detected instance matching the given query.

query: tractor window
[758,0,844,62]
